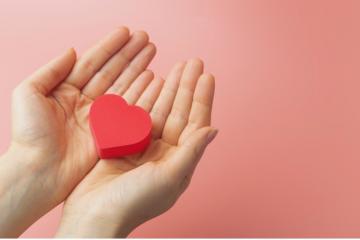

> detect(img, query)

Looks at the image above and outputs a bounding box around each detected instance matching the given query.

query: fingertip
[117,26,130,35]
[174,60,186,69]
[168,61,186,77]
[132,30,150,43]
[109,26,131,42]
[55,47,77,68]
[187,57,204,68]
[199,73,215,86]
[143,42,157,58]
[143,69,155,78]
[67,47,77,62]
[201,72,215,80]
[147,42,157,53]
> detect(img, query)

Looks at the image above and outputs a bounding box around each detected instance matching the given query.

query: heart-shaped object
[89,94,152,159]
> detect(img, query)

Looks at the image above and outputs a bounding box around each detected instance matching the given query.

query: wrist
[0,145,55,237]
[56,206,133,238]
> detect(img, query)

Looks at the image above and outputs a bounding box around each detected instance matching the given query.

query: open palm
[10,27,157,207]
[58,59,217,237]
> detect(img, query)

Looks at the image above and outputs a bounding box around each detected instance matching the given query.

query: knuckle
[96,69,113,83]
[100,46,113,58]
[127,63,142,75]
[118,52,132,65]
[130,89,142,100]
[81,59,96,75]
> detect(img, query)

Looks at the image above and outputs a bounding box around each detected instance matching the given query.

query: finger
[164,127,218,185]
[178,73,215,144]
[23,48,76,95]
[82,31,150,99]
[150,61,185,139]
[162,58,204,145]
[135,75,164,112]
[122,70,154,105]
[107,43,156,96]
[65,27,130,89]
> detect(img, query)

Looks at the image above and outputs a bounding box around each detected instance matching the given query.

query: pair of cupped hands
[0,27,217,237]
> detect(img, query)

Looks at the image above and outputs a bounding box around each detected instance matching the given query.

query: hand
[56,59,217,237]
[0,27,156,237]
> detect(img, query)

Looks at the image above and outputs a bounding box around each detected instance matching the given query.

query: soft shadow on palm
[76,139,173,193]
[85,138,173,182]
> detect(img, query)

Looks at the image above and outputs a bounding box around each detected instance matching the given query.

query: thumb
[165,126,218,180]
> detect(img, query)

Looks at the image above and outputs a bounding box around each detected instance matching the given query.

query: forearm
[0,146,54,237]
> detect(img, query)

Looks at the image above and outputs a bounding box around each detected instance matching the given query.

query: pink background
[0,0,360,237]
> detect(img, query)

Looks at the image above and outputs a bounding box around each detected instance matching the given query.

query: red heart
[89,94,152,159]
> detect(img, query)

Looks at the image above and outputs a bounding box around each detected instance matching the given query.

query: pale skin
[0,27,217,237]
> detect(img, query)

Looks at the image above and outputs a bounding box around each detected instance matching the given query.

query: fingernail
[207,129,218,144]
